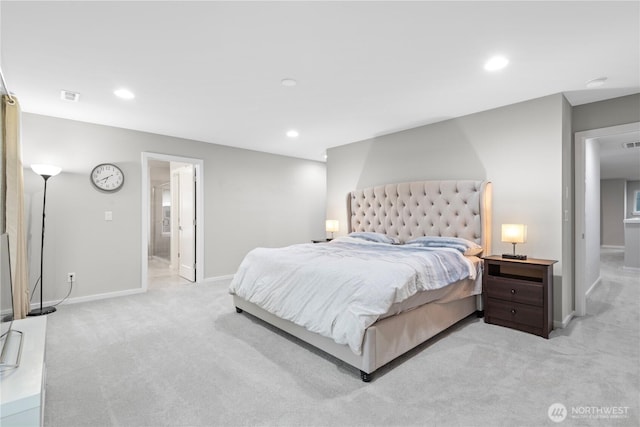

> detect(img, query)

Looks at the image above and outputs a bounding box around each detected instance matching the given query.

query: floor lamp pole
[28,174,57,316]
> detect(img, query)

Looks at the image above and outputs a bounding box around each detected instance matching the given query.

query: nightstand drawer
[486,298,543,329]
[485,278,543,306]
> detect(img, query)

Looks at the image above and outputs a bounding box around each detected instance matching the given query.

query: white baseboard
[623,266,640,272]
[31,288,146,308]
[29,274,235,309]
[585,275,602,297]
[554,311,575,329]
[202,274,234,284]
[601,245,624,250]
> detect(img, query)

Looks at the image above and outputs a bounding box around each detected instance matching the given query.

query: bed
[230,180,492,381]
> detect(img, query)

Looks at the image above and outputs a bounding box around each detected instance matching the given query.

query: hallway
[147,257,191,289]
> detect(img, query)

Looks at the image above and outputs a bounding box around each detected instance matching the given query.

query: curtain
[2,94,29,319]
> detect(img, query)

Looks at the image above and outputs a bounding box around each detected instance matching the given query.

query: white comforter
[229,236,479,355]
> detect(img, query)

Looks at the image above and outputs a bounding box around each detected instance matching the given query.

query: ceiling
[596,131,640,181]
[1,1,639,168]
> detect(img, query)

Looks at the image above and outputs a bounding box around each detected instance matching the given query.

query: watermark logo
[548,403,567,423]
[548,403,630,422]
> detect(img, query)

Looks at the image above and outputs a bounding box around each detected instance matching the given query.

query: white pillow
[348,232,400,245]
[405,236,483,256]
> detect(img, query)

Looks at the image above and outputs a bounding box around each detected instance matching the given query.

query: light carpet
[43,250,639,426]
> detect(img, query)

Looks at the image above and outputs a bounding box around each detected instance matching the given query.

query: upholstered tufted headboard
[347,180,492,254]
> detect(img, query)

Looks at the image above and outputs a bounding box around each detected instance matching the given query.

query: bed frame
[234,180,492,381]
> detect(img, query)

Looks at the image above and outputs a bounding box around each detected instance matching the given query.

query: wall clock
[90,163,125,192]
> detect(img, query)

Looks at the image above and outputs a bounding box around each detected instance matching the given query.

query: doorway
[574,122,640,316]
[141,153,204,290]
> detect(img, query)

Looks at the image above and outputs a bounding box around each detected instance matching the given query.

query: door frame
[574,122,639,315]
[141,152,204,290]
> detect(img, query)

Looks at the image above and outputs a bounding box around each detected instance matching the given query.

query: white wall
[0,100,4,233]
[584,139,601,289]
[560,96,573,324]
[22,113,326,303]
[327,94,566,321]
[601,179,626,247]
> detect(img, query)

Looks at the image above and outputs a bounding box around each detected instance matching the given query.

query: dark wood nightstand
[482,255,557,338]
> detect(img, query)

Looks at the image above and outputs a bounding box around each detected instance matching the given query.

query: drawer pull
[510,308,516,315]
[510,289,516,294]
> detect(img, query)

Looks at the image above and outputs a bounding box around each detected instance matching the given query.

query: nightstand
[482,255,557,338]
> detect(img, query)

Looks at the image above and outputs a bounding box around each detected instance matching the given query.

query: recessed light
[114,88,135,99]
[586,77,607,88]
[281,78,297,87]
[484,55,509,71]
[286,130,299,138]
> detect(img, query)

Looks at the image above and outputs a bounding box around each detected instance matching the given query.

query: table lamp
[325,220,339,240]
[501,224,527,260]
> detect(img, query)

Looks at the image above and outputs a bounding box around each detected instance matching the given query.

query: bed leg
[476,310,484,318]
[235,307,243,314]
[360,371,372,382]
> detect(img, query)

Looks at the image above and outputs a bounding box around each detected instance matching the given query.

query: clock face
[91,163,124,192]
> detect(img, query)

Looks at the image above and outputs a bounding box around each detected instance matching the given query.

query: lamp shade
[325,220,339,233]
[501,224,527,244]
[31,164,62,177]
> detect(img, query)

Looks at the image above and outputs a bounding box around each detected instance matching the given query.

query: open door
[142,152,204,291]
[176,164,196,282]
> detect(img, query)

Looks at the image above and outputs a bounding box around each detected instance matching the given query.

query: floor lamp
[27,164,61,316]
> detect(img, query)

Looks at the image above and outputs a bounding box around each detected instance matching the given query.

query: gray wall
[22,113,326,302]
[327,94,567,321]
[601,179,626,247]
[573,94,640,133]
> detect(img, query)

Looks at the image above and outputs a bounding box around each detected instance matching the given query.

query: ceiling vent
[623,141,640,149]
[60,90,80,102]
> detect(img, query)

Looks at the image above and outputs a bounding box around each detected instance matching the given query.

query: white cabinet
[624,218,640,270]
[0,316,47,426]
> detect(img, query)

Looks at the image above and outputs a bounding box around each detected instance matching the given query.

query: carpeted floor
[43,250,639,426]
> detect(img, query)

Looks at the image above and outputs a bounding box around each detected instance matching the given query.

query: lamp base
[27,306,57,316]
[502,253,527,260]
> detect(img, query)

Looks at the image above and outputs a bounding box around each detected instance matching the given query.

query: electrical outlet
[67,272,75,283]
